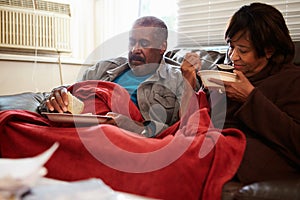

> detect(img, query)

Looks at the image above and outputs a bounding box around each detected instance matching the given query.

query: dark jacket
[211,63,300,184]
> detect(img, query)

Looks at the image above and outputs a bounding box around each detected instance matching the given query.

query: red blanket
[0,81,245,200]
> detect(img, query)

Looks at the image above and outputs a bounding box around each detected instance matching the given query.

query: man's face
[128,25,166,76]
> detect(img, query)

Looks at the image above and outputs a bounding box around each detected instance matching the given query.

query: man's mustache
[129,54,145,63]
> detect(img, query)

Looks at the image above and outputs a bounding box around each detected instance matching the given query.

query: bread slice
[67,92,84,114]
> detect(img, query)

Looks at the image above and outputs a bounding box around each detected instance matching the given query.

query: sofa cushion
[0,92,48,113]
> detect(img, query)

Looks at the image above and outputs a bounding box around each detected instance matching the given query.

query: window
[176,0,300,48]
[139,0,177,31]
[93,0,178,60]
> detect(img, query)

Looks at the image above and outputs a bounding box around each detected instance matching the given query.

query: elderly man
[40,16,200,137]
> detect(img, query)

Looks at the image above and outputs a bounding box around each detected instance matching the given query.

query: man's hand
[209,70,255,102]
[106,112,144,134]
[180,52,201,89]
[46,87,69,113]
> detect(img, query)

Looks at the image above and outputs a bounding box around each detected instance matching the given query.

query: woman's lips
[233,64,244,70]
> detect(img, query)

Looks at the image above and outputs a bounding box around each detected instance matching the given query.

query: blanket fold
[0,80,245,200]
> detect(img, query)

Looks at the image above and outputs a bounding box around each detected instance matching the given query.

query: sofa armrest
[222,181,243,200]
[0,92,49,113]
[234,179,300,200]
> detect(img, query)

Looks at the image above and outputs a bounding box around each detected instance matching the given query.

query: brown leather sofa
[0,47,299,200]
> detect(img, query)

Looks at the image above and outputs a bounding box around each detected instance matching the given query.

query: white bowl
[197,70,238,88]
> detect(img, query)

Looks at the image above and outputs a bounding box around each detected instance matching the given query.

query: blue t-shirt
[113,69,152,105]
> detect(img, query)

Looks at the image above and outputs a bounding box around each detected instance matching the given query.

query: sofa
[0,46,300,200]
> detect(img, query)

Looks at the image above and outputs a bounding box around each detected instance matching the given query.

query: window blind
[176,0,300,48]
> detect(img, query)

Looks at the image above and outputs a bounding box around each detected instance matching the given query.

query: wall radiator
[0,0,71,53]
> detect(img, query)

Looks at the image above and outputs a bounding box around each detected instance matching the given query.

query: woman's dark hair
[225,2,295,65]
[133,16,168,42]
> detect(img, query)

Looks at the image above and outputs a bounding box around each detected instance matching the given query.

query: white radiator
[0,0,71,53]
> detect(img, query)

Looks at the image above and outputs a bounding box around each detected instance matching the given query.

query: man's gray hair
[133,16,168,41]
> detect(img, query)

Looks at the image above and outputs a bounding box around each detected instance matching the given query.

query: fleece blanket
[0,80,245,200]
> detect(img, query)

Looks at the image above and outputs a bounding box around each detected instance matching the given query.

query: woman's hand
[46,87,69,113]
[180,52,201,89]
[210,70,255,102]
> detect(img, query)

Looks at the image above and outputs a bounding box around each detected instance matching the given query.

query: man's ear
[265,47,275,59]
[160,41,167,54]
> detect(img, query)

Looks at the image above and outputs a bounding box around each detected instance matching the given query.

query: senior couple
[0,2,299,199]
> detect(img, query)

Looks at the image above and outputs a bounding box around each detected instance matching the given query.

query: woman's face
[227,31,270,77]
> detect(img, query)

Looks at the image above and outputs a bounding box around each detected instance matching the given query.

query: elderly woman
[183,2,300,184]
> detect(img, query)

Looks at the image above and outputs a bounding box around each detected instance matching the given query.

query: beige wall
[0,60,91,95]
